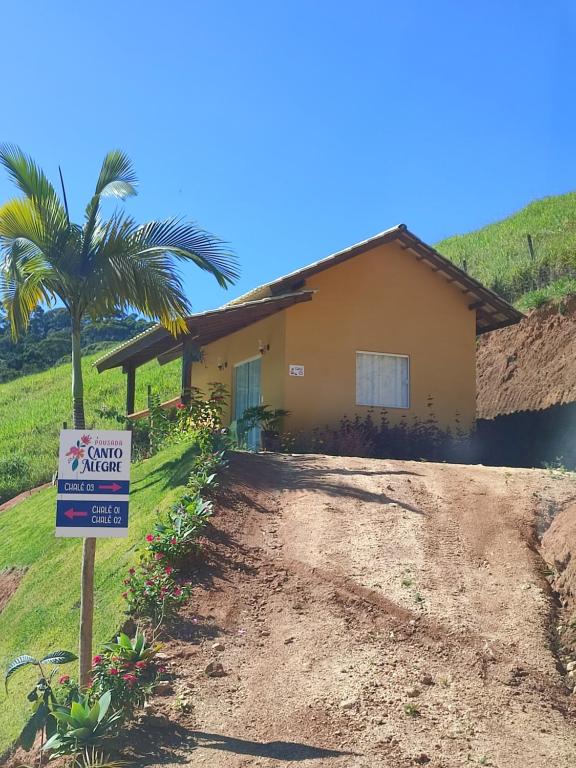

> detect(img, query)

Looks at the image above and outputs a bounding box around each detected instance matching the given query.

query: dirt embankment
[542,502,576,651]
[114,453,575,768]
[477,297,576,419]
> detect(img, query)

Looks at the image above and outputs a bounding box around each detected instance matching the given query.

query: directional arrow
[64,507,88,520]
[98,482,122,492]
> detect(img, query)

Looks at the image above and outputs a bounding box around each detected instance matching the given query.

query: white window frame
[355,351,410,409]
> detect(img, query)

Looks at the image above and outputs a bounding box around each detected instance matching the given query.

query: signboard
[56,429,131,538]
[289,364,305,377]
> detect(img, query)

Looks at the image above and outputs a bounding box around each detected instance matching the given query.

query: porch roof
[94,290,314,373]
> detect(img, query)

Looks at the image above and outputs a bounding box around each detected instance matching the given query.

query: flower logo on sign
[66,434,92,471]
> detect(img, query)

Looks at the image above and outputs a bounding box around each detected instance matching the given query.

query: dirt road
[136,453,576,768]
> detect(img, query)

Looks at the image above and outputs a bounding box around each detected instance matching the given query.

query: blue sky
[0,0,574,311]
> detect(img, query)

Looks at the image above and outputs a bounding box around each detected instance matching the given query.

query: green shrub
[90,632,162,718]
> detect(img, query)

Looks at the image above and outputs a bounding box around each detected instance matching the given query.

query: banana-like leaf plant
[4,650,77,752]
[43,690,122,757]
[101,629,161,664]
[0,146,239,685]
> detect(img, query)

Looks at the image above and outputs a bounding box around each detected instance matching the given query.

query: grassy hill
[0,350,180,503]
[437,191,576,309]
[0,441,196,754]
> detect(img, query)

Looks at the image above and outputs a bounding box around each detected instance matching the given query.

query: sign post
[56,429,131,538]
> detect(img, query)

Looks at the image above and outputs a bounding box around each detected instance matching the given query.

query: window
[356,352,409,408]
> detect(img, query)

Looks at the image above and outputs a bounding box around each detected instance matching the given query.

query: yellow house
[95,225,522,438]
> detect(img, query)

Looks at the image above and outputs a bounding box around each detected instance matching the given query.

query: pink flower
[108,668,119,676]
[155,552,164,560]
[165,566,173,575]
[176,402,185,410]
[92,655,102,665]
[80,434,92,445]
[158,665,167,674]
[135,661,147,669]
[145,580,154,586]
[122,673,138,686]
[66,446,85,459]
[173,587,182,597]
[170,537,177,545]
[58,675,70,685]
[146,534,154,542]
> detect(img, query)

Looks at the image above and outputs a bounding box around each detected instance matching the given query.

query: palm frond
[1,244,55,338]
[0,145,68,232]
[95,150,137,199]
[130,218,239,287]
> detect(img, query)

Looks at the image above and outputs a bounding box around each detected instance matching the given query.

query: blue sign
[56,499,129,529]
[56,429,132,539]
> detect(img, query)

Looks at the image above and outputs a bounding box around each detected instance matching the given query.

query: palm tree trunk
[71,316,95,689]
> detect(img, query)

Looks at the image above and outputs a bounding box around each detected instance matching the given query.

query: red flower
[155,552,164,560]
[58,675,70,685]
[135,661,147,669]
[92,655,102,665]
[146,534,154,542]
[173,587,182,597]
[108,668,119,676]
[165,566,173,575]
[170,537,177,545]
[145,580,154,586]
[176,402,185,410]
[122,673,138,685]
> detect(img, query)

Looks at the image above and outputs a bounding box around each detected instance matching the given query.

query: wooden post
[181,337,195,405]
[124,364,136,416]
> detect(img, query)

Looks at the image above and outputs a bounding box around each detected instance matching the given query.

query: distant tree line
[0,307,151,383]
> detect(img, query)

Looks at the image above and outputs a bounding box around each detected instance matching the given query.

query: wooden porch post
[124,363,136,416]
[181,337,195,405]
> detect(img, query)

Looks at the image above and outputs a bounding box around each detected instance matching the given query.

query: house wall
[189,311,286,422]
[282,241,477,432]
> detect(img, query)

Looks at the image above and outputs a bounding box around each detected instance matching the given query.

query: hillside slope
[437,192,576,306]
[108,453,575,768]
[0,351,180,503]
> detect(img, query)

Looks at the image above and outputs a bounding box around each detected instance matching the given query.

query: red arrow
[98,482,122,492]
[64,507,88,520]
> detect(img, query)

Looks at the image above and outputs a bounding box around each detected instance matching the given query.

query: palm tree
[0,146,238,685]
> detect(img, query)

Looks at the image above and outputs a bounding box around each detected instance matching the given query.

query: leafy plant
[44,690,122,757]
[121,559,191,626]
[147,494,213,565]
[72,747,130,768]
[4,650,77,752]
[403,702,420,717]
[91,632,162,717]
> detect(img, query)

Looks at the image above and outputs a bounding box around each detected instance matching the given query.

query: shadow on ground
[192,730,359,760]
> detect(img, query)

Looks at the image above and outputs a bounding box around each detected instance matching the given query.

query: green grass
[0,350,180,503]
[436,191,576,306]
[0,441,196,754]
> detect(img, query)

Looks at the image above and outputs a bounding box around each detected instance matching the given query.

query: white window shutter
[356,352,409,408]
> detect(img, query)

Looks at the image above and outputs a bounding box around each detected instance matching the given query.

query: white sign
[56,429,132,539]
[289,364,305,377]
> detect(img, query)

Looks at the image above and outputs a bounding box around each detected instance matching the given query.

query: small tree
[0,146,238,686]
